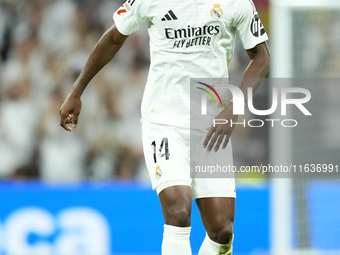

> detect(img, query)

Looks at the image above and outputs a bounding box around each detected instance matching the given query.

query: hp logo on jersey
[250,14,266,37]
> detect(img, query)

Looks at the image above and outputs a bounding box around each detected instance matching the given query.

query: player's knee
[165,206,191,227]
[208,221,234,244]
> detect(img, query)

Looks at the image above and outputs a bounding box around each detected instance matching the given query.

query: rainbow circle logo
[196,82,223,106]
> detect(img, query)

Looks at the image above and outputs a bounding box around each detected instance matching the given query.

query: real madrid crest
[211,3,223,19]
[155,166,162,179]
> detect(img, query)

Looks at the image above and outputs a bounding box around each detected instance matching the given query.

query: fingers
[207,131,220,152]
[203,127,215,148]
[206,132,229,152]
[59,110,73,131]
[60,117,72,131]
[66,116,73,124]
[203,126,231,152]
[61,113,79,130]
[214,132,226,152]
[59,95,82,131]
[222,135,230,149]
[72,111,79,128]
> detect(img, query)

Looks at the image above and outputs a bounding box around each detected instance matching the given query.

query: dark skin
[204,42,271,152]
[60,25,128,130]
[159,42,270,245]
[60,24,270,244]
[159,186,235,244]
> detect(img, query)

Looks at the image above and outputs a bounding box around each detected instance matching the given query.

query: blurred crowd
[0,0,269,182]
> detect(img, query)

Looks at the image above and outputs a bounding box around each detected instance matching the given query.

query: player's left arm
[242,41,270,89]
[203,41,270,152]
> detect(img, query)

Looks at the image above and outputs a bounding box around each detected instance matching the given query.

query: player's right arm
[59,25,128,131]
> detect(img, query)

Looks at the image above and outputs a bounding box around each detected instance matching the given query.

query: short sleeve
[113,0,149,35]
[233,0,268,50]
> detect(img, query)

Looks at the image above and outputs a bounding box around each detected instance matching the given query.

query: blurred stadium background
[0,0,339,254]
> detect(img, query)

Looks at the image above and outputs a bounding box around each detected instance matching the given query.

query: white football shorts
[141,118,236,199]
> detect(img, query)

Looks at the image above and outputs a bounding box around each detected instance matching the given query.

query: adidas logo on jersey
[161,10,178,21]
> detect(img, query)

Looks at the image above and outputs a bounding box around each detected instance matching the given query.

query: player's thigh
[196,197,235,242]
[141,119,191,193]
[191,128,236,199]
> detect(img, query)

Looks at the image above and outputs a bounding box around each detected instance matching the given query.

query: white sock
[198,233,233,255]
[162,224,192,255]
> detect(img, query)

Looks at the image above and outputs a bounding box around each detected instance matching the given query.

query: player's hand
[59,93,82,131]
[203,103,238,152]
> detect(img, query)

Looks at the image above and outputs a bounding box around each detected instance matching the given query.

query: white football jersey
[113,0,268,127]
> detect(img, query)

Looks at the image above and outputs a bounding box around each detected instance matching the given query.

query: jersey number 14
[151,138,170,163]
